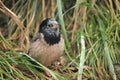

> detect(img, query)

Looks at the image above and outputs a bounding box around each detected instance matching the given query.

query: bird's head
[39,18,61,45]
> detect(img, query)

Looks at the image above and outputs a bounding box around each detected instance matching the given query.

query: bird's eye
[48,24,53,27]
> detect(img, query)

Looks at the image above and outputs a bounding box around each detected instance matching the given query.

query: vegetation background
[0,0,120,80]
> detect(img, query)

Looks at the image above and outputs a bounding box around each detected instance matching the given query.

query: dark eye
[48,24,53,27]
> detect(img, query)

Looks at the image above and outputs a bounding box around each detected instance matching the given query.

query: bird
[28,18,64,67]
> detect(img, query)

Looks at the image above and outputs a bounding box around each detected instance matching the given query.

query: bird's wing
[31,33,41,42]
[28,33,46,59]
[28,33,41,56]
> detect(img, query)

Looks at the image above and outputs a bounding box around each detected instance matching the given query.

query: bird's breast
[29,36,64,66]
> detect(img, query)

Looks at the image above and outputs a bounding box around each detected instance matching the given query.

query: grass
[0,0,120,80]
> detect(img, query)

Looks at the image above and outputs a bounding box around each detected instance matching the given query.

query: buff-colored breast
[29,33,64,67]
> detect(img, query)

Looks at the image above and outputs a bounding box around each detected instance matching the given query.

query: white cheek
[55,28,60,36]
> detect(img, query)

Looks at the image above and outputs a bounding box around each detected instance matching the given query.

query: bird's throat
[43,30,61,45]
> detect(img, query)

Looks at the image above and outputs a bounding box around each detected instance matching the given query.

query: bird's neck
[43,31,61,45]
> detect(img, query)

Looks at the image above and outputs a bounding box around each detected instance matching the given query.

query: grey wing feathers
[31,33,41,42]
